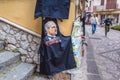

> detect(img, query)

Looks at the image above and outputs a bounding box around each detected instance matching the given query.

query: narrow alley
[86,25,120,80]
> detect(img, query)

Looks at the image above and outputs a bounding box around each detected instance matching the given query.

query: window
[106,0,117,9]
[101,0,104,5]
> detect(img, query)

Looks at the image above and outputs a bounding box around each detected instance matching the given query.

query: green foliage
[112,25,120,31]
[0,50,5,53]
[12,49,20,53]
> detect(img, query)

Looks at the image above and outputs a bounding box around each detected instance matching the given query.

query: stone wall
[0,21,41,64]
[0,19,71,80]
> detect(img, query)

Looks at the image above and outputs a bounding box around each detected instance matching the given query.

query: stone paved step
[0,63,35,80]
[0,61,21,77]
[0,51,20,72]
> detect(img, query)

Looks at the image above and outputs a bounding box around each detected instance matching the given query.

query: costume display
[35,0,71,19]
[34,0,84,76]
[38,18,76,75]
[67,18,83,74]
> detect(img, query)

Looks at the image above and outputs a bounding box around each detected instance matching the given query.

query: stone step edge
[0,51,20,64]
[0,61,21,77]
[0,63,35,80]
[0,51,20,72]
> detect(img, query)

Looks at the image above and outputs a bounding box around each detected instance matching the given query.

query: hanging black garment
[34,0,71,19]
[38,18,76,75]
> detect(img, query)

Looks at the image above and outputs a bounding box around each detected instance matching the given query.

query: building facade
[93,0,120,24]
[85,0,94,13]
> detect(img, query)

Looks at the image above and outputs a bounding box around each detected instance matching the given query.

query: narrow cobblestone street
[86,25,120,80]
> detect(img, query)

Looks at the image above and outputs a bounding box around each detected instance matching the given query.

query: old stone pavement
[85,25,120,80]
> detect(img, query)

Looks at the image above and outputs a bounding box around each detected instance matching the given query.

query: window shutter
[106,0,116,9]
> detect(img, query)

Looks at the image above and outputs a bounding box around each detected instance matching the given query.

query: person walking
[80,13,86,36]
[90,14,97,34]
[104,16,112,37]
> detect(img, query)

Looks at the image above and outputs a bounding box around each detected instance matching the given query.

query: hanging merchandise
[67,0,83,74]
[67,17,83,74]
[35,0,71,19]
[38,18,76,75]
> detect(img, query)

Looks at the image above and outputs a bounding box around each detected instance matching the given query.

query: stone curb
[86,32,101,80]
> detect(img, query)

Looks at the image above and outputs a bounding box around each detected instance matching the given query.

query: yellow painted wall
[0,0,42,34]
[58,1,75,36]
[0,0,75,35]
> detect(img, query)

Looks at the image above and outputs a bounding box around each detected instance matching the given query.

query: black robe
[34,0,71,19]
[39,18,76,75]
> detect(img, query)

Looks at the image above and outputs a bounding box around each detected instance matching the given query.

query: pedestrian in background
[104,16,112,37]
[90,14,97,34]
[80,11,86,36]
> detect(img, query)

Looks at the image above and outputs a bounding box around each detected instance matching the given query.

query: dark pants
[105,25,110,37]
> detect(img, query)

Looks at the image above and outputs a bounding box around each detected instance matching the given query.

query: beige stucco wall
[0,0,75,35]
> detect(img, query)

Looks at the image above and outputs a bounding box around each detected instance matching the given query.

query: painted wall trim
[0,17,41,38]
